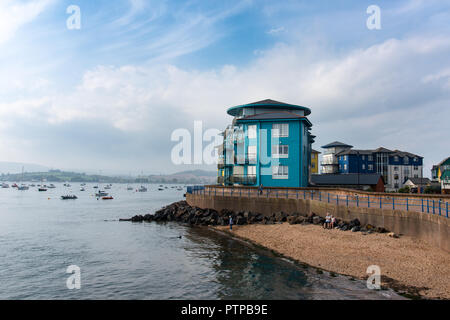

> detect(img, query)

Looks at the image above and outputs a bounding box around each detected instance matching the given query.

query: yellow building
[311,149,320,174]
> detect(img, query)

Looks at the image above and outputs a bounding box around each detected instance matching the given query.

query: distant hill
[148,170,216,184]
[0,162,50,174]
[0,168,217,184]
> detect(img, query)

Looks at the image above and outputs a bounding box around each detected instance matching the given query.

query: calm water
[0,183,403,299]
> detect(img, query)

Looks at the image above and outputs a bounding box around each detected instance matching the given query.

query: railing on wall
[189,186,449,218]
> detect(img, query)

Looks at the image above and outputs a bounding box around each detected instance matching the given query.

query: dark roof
[391,150,423,158]
[311,149,321,154]
[336,149,374,156]
[310,174,383,186]
[405,177,431,185]
[437,157,450,167]
[238,111,305,120]
[321,141,353,149]
[227,99,311,116]
[373,147,394,153]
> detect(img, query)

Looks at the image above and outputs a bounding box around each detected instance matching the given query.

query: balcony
[231,175,257,185]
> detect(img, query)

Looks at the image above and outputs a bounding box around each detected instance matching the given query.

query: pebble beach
[215,223,450,299]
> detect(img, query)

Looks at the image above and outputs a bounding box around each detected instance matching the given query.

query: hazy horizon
[1,1,449,177]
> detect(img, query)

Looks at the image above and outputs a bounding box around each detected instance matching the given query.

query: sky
[0,0,449,176]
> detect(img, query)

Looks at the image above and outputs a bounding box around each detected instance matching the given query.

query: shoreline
[124,201,450,299]
[211,224,450,300]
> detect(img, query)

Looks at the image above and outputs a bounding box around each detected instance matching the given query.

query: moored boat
[102,196,113,200]
[61,195,77,200]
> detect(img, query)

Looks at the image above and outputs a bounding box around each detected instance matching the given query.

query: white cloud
[0,0,53,45]
[1,34,449,174]
[267,27,285,35]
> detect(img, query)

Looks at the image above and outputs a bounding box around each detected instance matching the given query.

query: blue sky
[0,0,450,175]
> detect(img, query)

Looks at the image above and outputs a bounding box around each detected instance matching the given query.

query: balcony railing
[231,175,256,185]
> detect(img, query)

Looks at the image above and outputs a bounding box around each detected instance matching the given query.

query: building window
[414,166,418,171]
[403,156,409,164]
[394,166,399,171]
[344,164,348,170]
[414,174,418,178]
[368,155,373,161]
[272,145,289,158]
[248,125,257,139]
[247,166,256,176]
[312,163,315,169]
[362,164,366,170]
[272,166,288,179]
[394,156,399,162]
[362,155,365,160]
[394,174,399,180]
[272,123,289,137]
[368,164,373,171]
[247,146,257,162]
[394,183,399,189]
[414,157,418,162]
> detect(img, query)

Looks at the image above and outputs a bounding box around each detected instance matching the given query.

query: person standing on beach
[229,215,233,231]
[324,213,331,229]
[258,184,263,195]
[331,215,336,229]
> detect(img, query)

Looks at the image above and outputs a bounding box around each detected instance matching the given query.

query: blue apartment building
[217,99,314,188]
[320,142,424,191]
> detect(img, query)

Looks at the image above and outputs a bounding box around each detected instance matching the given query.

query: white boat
[95,191,108,197]
[17,167,28,190]
[138,186,147,192]
[1,183,9,188]
[80,187,85,191]
[48,184,56,189]
[104,185,111,190]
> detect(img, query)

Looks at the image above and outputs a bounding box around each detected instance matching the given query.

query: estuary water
[0,183,403,299]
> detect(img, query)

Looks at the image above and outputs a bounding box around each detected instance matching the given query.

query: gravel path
[215,223,450,299]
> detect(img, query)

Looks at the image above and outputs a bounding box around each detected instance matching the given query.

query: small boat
[80,183,86,186]
[93,185,99,189]
[158,187,164,191]
[30,184,36,187]
[61,195,77,200]
[177,187,183,191]
[138,186,147,192]
[80,187,85,191]
[104,185,111,190]
[18,184,29,190]
[1,183,9,188]
[48,184,56,188]
[38,187,47,191]
[12,183,18,188]
[127,186,133,190]
[102,196,113,200]
[95,191,108,197]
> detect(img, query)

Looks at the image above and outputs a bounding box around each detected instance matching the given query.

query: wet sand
[215,223,450,299]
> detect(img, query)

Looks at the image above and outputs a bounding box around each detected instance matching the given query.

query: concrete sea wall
[186,193,450,252]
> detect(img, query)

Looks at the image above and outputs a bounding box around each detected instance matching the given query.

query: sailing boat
[38,178,47,191]
[17,167,29,190]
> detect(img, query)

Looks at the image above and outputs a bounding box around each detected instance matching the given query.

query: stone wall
[187,193,450,252]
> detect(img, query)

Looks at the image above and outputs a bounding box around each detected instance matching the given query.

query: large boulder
[131,215,144,222]
[236,216,247,225]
